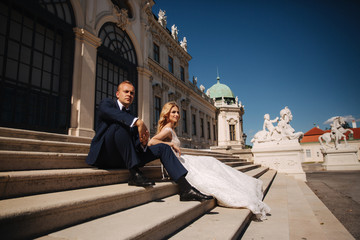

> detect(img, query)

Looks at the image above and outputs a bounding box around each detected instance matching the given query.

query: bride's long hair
[157,101,180,134]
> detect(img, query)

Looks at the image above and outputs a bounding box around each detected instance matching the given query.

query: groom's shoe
[180,187,213,202]
[128,172,155,187]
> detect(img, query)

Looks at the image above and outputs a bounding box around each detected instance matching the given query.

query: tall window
[229,125,236,141]
[168,56,173,73]
[182,109,187,133]
[95,23,138,127]
[154,96,161,125]
[213,124,216,140]
[207,121,211,139]
[192,114,196,135]
[153,43,159,63]
[306,149,311,158]
[180,66,185,81]
[0,0,75,133]
[200,118,204,137]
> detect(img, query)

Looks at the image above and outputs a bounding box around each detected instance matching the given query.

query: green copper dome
[208,77,234,99]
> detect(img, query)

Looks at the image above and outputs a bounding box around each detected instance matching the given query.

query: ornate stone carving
[251,106,304,143]
[171,24,178,41]
[168,91,181,101]
[319,116,354,149]
[152,83,162,96]
[181,98,190,108]
[115,8,129,31]
[180,37,187,52]
[158,9,167,28]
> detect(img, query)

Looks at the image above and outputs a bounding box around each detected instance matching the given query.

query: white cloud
[324,115,356,125]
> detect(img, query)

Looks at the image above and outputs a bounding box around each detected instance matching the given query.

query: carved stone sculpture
[319,116,353,149]
[180,37,187,51]
[251,106,304,143]
[158,9,167,28]
[171,24,178,41]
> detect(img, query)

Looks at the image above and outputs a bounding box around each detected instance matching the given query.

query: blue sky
[152,0,360,144]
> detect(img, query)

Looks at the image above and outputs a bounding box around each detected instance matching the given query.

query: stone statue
[192,76,197,85]
[180,37,187,51]
[206,89,210,97]
[251,106,303,143]
[199,84,205,92]
[171,24,178,41]
[158,9,167,28]
[319,116,353,149]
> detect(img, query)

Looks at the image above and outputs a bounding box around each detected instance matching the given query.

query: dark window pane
[22,27,33,46]
[34,32,44,51]
[44,55,52,72]
[23,16,33,28]
[8,40,19,60]
[20,46,32,65]
[0,15,7,35]
[5,58,18,79]
[19,63,30,83]
[42,72,51,90]
[45,37,53,55]
[33,51,43,68]
[31,68,41,87]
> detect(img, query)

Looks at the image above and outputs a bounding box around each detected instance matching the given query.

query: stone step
[0,151,89,171]
[0,163,261,199]
[242,174,355,239]
[0,127,92,144]
[0,167,163,199]
[242,173,291,239]
[168,169,276,240]
[34,168,269,240]
[0,182,178,240]
[0,149,250,172]
[0,136,90,153]
[37,195,216,240]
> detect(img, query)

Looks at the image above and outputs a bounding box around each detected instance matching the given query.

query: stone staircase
[0,127,354,239]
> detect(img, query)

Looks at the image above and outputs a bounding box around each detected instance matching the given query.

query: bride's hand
[171,143,181,156]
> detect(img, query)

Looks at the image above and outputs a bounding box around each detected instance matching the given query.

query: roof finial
[216,67,220,83]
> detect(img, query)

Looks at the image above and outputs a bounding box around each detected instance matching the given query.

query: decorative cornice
[148,16,191,62]
[73,27,101,48]
[148,58,215,110]
[114,7,130,30]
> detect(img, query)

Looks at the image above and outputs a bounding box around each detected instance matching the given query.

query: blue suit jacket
[86,98,139,165]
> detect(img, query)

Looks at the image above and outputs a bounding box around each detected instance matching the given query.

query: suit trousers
[97,124,187,181]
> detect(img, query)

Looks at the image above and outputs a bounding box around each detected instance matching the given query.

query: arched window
[95,22,138,127]
[0,0,75,133]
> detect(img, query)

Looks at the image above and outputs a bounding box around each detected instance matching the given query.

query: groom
[86,80,212,202]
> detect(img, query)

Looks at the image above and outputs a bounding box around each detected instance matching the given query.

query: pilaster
[68,28,101,137]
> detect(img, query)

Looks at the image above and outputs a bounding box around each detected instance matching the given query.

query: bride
[148,102,270,220]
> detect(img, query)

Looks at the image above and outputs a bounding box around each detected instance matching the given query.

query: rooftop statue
[158,9,167,28]
[251,106,304,143]
[180,37,187,51]
[319,116,353,149]
[171,24,178,41]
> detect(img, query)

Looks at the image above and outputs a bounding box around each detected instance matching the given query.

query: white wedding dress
[165,127,270,220]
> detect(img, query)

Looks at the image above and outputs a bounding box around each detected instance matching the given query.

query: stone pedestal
[321,146,360,171]
[252,140,307,181]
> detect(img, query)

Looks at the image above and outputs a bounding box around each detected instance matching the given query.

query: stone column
[68,28,101,138]
[137,66,153,128]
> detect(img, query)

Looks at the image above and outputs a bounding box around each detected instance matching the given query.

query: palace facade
[0,0,245,149]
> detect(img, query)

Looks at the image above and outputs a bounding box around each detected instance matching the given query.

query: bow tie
[122,107,130,113]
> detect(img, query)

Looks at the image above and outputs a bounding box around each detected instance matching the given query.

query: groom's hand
[135,119,149,146]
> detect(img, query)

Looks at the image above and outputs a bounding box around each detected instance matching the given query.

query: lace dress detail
[163,127,270,220]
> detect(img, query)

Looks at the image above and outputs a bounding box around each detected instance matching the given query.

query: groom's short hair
[118,80,134,90]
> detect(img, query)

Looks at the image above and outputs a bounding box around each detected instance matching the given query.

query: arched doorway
[94,22,138,127]
[0,0,75,133]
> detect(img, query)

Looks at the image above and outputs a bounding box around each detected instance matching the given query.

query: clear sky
[152,0,360,145]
